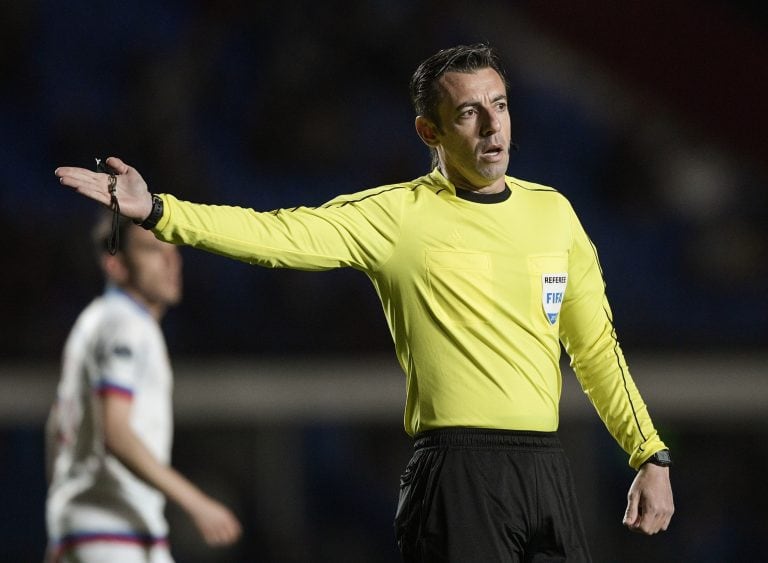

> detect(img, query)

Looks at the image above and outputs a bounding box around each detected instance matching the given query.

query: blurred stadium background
[1,1,766,561]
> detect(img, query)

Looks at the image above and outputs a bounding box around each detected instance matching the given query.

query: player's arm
[153,191,400,271]
[559,203,665,466]
[56,156,400,272]
[558,202,674,534]
[101,393,242,546]
[44,403,60,484]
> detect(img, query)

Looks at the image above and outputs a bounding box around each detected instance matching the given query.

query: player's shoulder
[85,290,153,334]
[321,180,419,208]
[65,295,136,355]
[506,176,563,195]
[507,176,574,207]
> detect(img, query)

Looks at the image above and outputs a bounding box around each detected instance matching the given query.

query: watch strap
[136,194,164,230]
[643,449,672,467]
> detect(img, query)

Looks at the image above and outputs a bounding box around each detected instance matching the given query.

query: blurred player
[55,44,673,561]
[45,214,241,563]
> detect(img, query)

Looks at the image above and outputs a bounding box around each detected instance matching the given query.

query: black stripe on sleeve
[587,236,648,443]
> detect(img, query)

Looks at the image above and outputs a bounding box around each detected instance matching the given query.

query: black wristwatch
[136,194,164,230]
[643,449,672,467]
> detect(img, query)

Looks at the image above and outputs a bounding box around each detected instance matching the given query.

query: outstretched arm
[55,157,153,222]
[622,463,674,535]
[102,394,242,546]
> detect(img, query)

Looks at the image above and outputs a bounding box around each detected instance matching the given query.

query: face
[117,226,182,315]
[422,68,511,193]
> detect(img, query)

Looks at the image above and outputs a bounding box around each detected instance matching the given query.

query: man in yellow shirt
[56,43,673,562]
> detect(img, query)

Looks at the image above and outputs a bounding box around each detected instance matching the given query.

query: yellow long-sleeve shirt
[154,169,666,468]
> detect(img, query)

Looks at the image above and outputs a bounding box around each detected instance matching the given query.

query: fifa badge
[542,273,568,325]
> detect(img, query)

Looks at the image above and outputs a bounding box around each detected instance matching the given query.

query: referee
[56,43,674,562]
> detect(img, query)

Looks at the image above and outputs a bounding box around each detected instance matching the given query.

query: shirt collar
[426,168,511,203]
[105,284,152,317]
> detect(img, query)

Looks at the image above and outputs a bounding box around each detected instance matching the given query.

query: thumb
[105,156,130,175]
[623,495,639,527]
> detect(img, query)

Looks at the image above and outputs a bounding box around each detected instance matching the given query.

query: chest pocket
[426,251,493,324]
[528,253,569,330]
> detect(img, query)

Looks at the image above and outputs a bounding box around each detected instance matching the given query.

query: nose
[481,108,501,137]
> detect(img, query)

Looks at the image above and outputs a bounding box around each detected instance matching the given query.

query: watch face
[652,450,672,466]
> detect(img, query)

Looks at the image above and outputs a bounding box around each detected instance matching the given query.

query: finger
[56,168,112,205]
[660,508,673,532]
[622,496,639,528]
[219,519,241,545]
[55,166,96,183]
[209,527,236,546]
[639,508,668,535]
[55,167,98,184]
[638,515,658,535]
[105,156,130,175]
[220,518,241,544]
[203,519,240,546]
[228,520,242,542]
[202,525,223,546]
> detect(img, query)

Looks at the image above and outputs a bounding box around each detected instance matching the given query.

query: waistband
[413,428,561,450]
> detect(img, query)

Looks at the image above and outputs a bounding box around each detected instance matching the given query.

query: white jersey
[46,287,174,552]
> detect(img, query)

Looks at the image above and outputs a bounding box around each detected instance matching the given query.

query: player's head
[411,44,511,191]
[92,212,182,317]
[410,44,508,126]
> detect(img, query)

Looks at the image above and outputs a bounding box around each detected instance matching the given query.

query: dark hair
[410,43,507,128]
[91,210,135,257]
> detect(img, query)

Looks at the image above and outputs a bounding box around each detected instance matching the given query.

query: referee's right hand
[56,156,153,222]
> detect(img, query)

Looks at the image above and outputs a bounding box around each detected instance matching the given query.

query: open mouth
[480,144,505,159]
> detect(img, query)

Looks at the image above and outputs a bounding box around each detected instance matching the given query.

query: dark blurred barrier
[3,354,767,562]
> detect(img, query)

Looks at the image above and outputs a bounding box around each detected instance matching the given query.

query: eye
[459,108,476,119]
[495,101,507,112]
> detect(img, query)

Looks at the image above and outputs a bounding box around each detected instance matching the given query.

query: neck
[115,285,166,321]
[455,182,505,195]
[439,165,506,194]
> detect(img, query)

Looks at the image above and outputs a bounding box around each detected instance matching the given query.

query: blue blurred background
[1,1,766,561]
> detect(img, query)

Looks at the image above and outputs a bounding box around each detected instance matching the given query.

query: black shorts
[394,428,591,563]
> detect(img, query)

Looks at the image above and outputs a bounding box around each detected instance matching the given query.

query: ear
[102,253,130,286]
[415,116,440,148]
